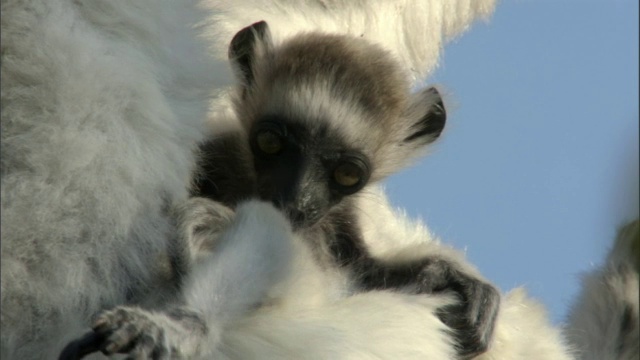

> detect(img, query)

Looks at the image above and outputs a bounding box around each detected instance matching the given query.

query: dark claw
[58,331,106,360]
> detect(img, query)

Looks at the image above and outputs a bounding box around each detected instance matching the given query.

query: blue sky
[385,0,639,323]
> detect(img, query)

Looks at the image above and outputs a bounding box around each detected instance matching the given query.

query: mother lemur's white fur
[202,0,496,84]
[216,188,574,360]
[355,188,575,360]
[1,0,225,358]
[565,219,639,360]
[83,189,573,359]
[1,0,498,358]
[201,0,498,136]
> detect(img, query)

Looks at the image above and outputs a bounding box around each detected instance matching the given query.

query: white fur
[356,188,575,360]
[57,190,574,359]
[565,220,640,360]
[169,189,574,359]
[202,0,497,147]
[1,0,223,357]
[183,201,295,346]
[203,0,496,84]
[218,290,573,360]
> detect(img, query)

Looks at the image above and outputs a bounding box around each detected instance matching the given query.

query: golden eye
[333,162,362,187]
[256,130,283,155]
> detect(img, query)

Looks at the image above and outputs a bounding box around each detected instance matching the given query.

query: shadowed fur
[0,1,222,358]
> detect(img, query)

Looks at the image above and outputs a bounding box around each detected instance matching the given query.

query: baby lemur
[194,21,500,357]
[60,21,499,359]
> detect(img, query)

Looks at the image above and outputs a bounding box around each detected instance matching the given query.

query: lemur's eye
[334,163,361,187]
[256,130,283,155]
[253,120,286,155]
[332,156,370,194]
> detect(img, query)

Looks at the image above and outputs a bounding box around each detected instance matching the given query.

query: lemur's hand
[360,256,500,359]
[58,306,207,360]
[173,197,236,264]
[416,258,500,359]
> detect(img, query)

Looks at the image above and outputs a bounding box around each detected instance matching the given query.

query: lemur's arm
[359,258,499,358]
[327,208,500,359]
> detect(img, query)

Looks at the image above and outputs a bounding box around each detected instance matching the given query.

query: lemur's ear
[228,21,272,88]
[402,87,446,145]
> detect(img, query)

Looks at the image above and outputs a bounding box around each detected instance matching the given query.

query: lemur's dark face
[229,21,446,229]
[249,115,370,228]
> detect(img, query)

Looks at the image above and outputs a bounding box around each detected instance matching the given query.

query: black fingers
[58,331,105,360]
[356,257,500,359]
[417,259,500,359]
[435,280,500,359]
[59,307,175,360]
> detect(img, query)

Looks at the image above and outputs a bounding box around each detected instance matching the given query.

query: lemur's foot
[59,306,206,360]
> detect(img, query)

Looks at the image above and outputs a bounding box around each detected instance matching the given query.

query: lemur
[60,21,500,359]
[195,21,501,357]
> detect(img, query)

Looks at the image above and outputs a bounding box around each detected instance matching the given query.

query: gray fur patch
[269,34,408,120]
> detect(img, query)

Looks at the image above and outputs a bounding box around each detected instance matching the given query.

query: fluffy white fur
[202,0,496,84]
[1,0,224,357]
[92,188,573,359]
[220,188,574,360]
[565,220,640,360]
[355,188,574,360]
[222,287,572,360]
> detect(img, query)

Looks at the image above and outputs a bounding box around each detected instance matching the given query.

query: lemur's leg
[59,200,293,360]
